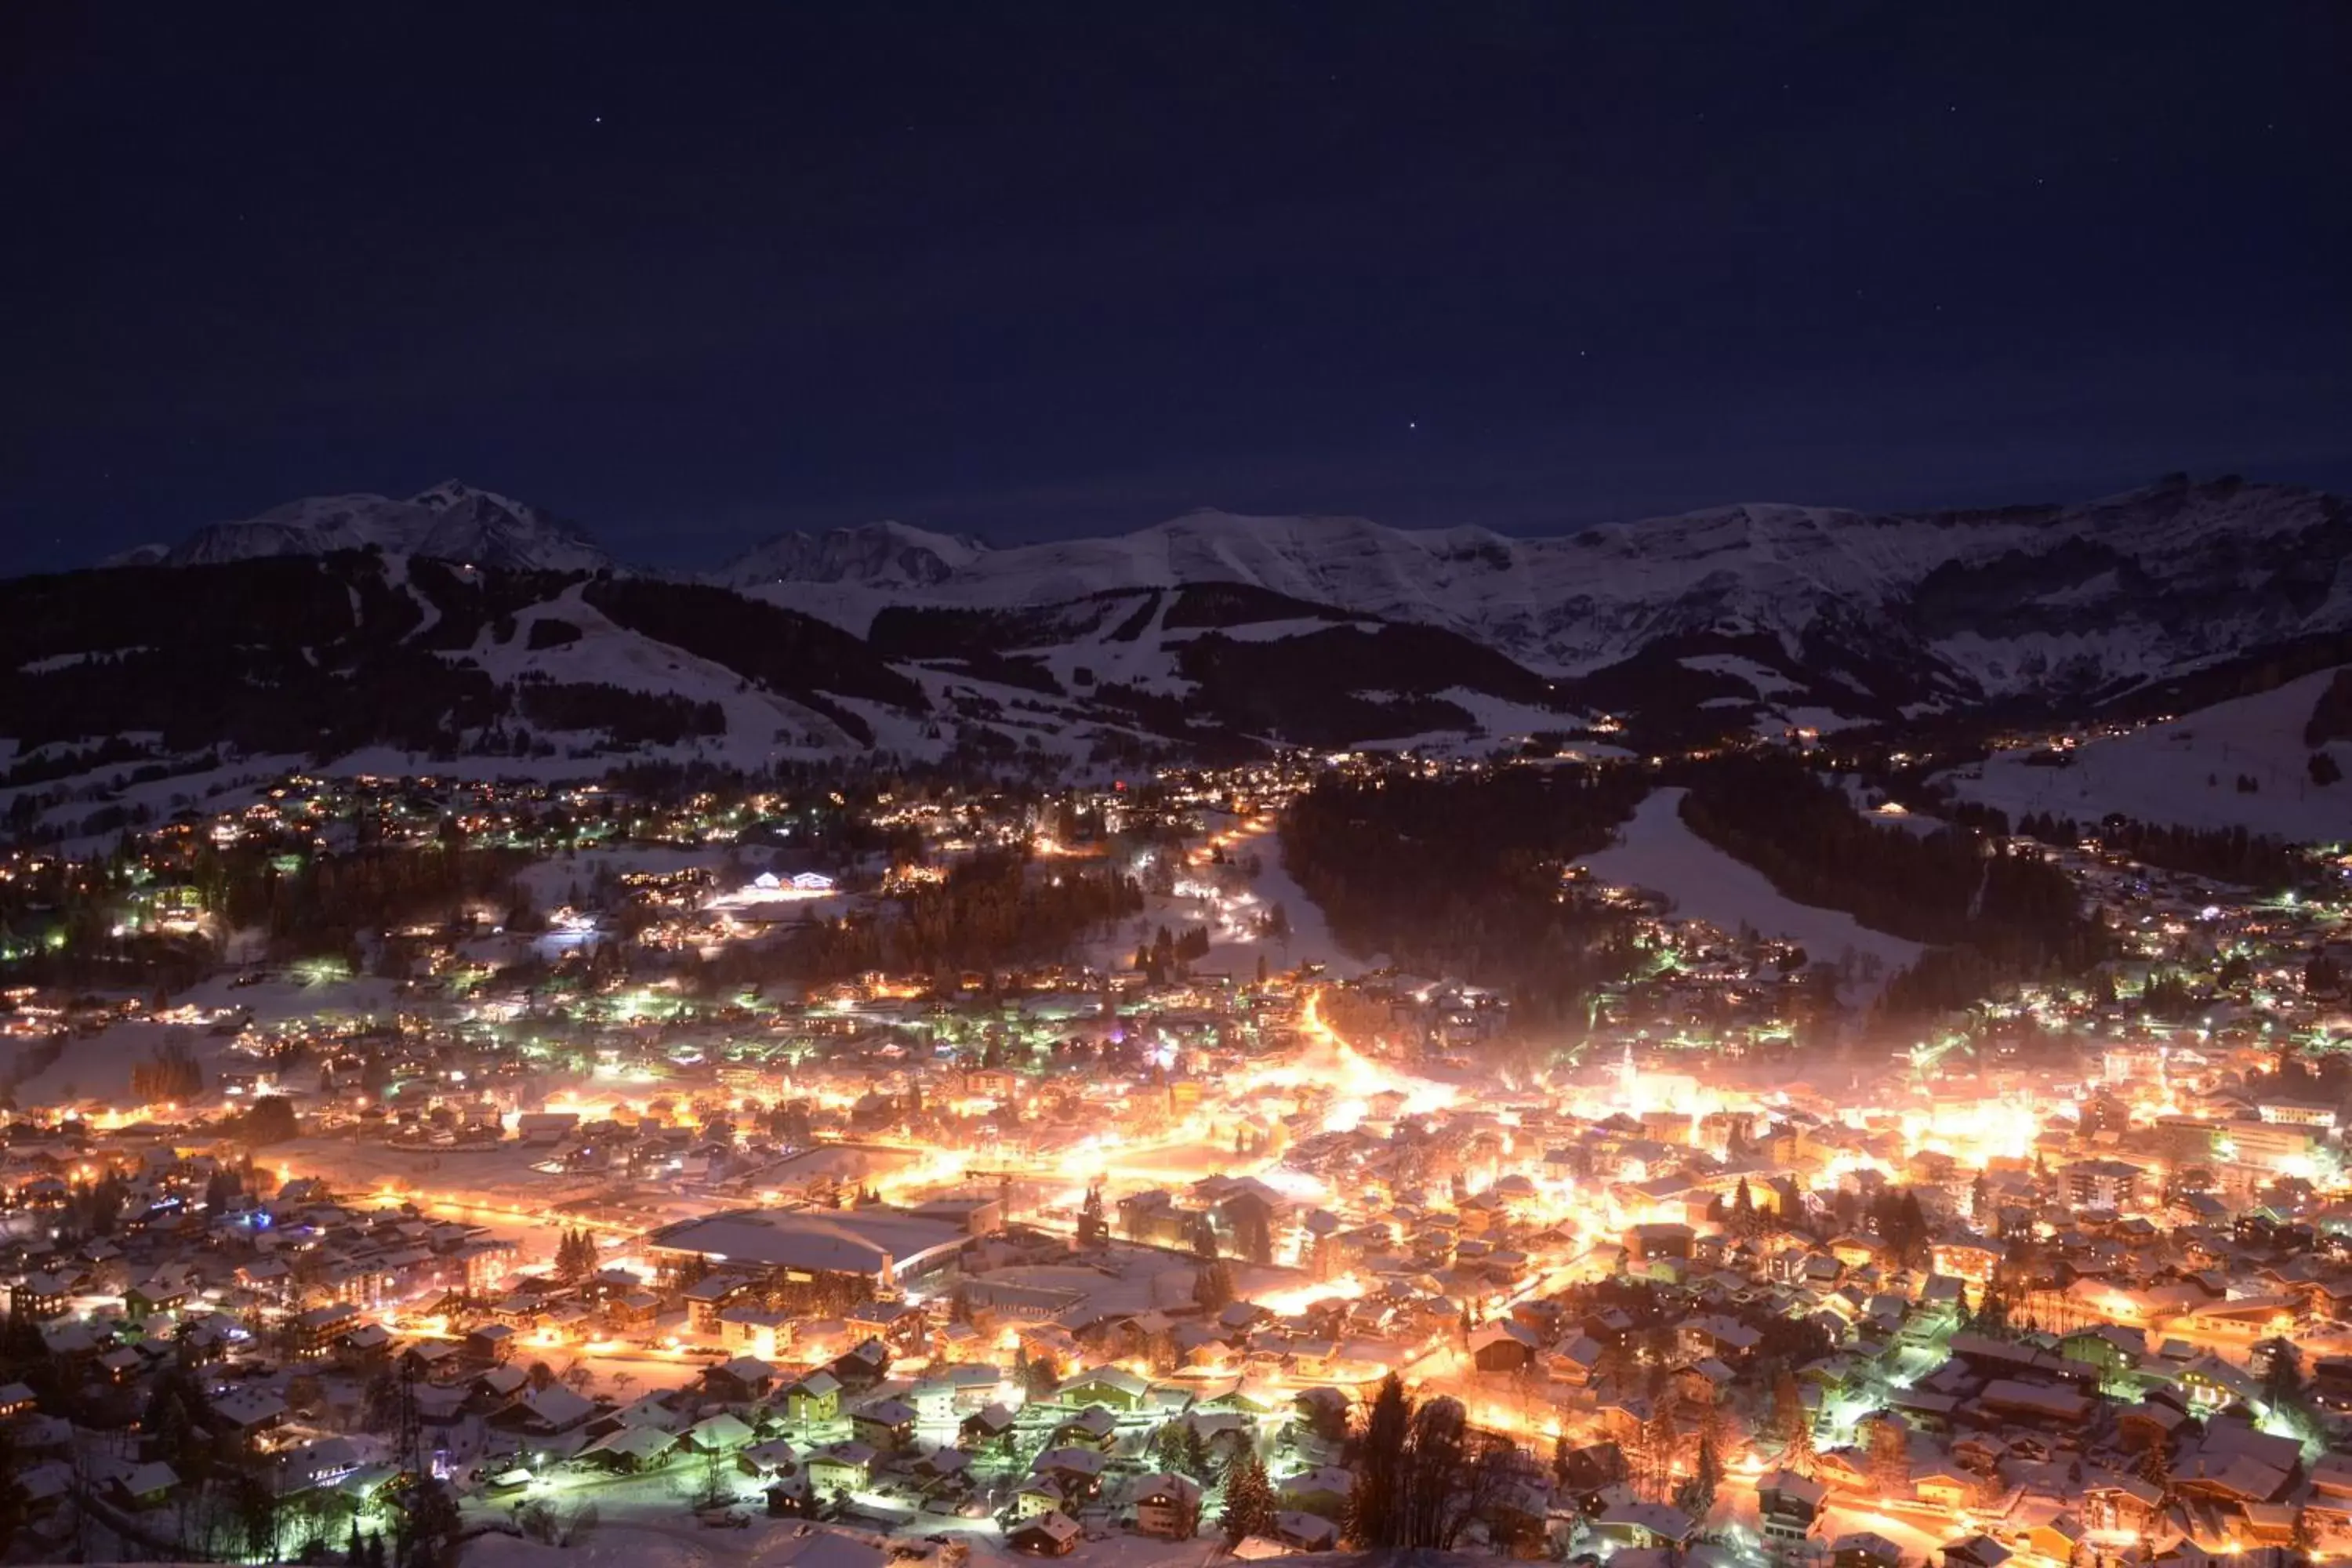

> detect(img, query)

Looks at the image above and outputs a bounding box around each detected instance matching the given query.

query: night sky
[4,2,2347,572]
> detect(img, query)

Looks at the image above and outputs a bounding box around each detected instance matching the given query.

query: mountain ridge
[106,481,612,573]
[58,471,2352,743]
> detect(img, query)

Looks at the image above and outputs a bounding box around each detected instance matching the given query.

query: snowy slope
[45,472,2352,799]
[1938,664,2352,840]
[461,586,873,760]
[728,479,2352,707]
[107,473,2352,720]
[730,502,1995,673]
[1580,787,1923,988]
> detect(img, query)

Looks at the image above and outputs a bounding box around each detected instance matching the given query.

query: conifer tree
[1220,1454,1279,1545]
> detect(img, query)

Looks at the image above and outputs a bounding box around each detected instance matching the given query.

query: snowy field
[2,970,408,1110]
[458,1512,1218,1568]
[1091,812,1364,981]
[1939,664,2352,840]
[1579,788,1923,982]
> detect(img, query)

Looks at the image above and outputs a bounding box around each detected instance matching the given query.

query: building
[2063,1159,2143,1211]
[1834,1532,1904,1568]
[1759,1469,1828,1560]
[1009,1510,1082,1556]
[649,1207,978,1290]
[1128,1472,1203,1539]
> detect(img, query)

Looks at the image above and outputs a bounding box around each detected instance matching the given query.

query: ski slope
[1580,787,1924,980]
[1941,665,2352,841]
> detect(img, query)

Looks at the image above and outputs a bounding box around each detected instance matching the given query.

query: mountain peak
[126,483,612,573]
[713,518,982,588]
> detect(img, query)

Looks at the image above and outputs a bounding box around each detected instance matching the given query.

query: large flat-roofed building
[648,1207,975,1290]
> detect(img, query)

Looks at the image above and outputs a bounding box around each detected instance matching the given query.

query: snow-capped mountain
[717,519,984,588]
[16,474,2352,837]
[727,477,2352,709]
[78,471,2352,745]
[122,481,611,572]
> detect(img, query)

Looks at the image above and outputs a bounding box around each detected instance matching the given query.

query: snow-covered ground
[1091,813,1364,981]
[2,970,410,1110]
[1579,787,1923,982]
[1254,837,1358,975]
[4,1016,247,1109]
[459,1508,1213,1568]
[1939,664,2352,840]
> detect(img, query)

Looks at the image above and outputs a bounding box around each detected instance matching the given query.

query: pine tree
[1220,1454,1279,1545]
[2263,1339,2307,1413]
[1896,1190,1928,1262]
[1867,1414,1911,1498]
[1076,1184,1107,1249]
[1674,1433,1720,1522]
[1023,1349,1060,1402]
[1973,1279,2013,1338]
[1347,1374,1412,1548]
[1193,1257,1236,1313]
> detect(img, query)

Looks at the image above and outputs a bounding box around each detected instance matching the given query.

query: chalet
[122,1277,191,1319]
[830,1338,891,1390]
[12,1272,71,1319]
[581,1425,677,1473]
[1468,1320,1538,1373]
[491,1384,597,1436]
[463,1324,517,1365]
[786,1370,843,1424]
[2058,1323,2145,1378]
[1597,1501,1697,1551]
[1626,1222,1696,1263]
[684,1411,757,1454]
[850,1397,916,1453]
[912,1445,973,1493]
[705,1355,779,1403]
[463,1365,531,1413]
[1128,1472,1203,1539]
[335,1321,394,1371]
[1914,1462,1984,1512]
[289,1302,361,1356]
[1834,1532,1904,1568]
[1941,1535,2012,1568]
[961,1402,1017,1448]
[2082,1475,2164,1537]
[742,1438,800,1482]
[2020,1515,2086,1565]
[1031,1445,1109,1502]
[1009,1510,1083,1556]
[1759,1469,1828,1560]
[804,1440,877,1495]
[1016,1475,1077,1520]
[275,1436,363,1493]
[684,1272,755,1333]
[1054,1365,1149,1411]
[211,1386,289,1442]
[1272,1512,1341,1552]
[1051,1404,1119,1451]
[400,1338,463,1385]
[112,1461,181,1512]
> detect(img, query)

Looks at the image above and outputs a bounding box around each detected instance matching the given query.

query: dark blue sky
[3,2,2347,571]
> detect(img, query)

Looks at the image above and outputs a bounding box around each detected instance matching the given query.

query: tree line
[2006,809,2309,891]
[1280,764,1652,1027]
[1674,756,2105,1019]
